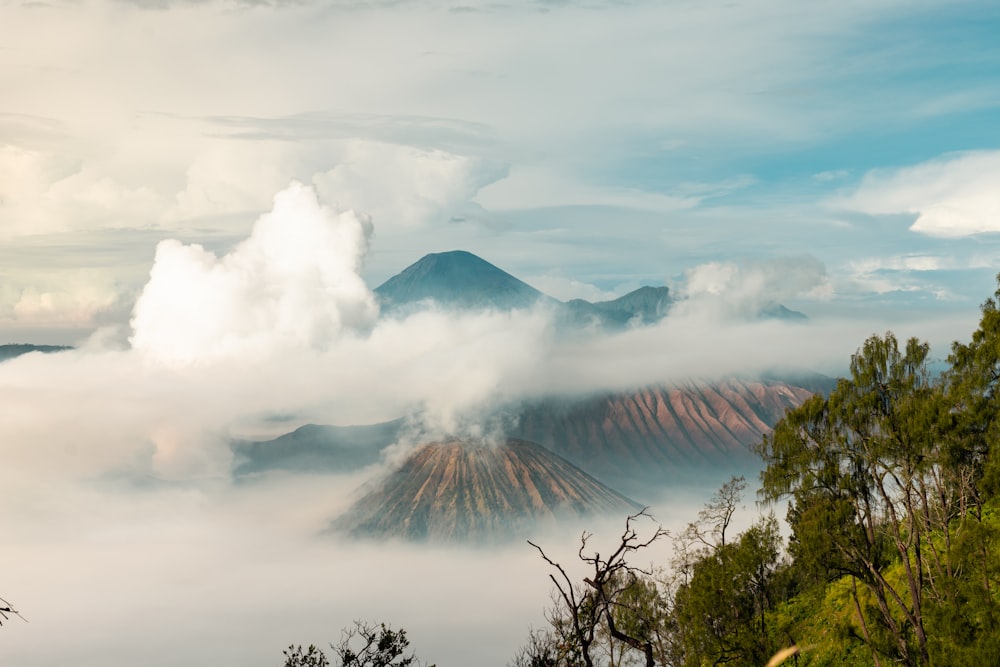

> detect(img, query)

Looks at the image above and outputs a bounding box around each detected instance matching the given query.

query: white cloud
[837,151,1000,237]
[312,139,505,229]
[670,256,829,320]
[835,254,967,301]
[164,140,304,222]
[848,254,947,274]
[8,277,121,328]
[130,181,378,365]
[0,145,163,238]
[521,274,620,302]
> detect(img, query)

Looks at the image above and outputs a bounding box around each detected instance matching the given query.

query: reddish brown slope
[513,379,821,485]
[333,438,640,542]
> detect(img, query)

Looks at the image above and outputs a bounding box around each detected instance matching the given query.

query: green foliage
[282,621,432,667]
[334,621,428,667]
[672,510,784,666]
[284,644,330,667]
[508,626,584,667]
[947,277,1000,499]
[756,331,942,665]
[751,279,1000,665]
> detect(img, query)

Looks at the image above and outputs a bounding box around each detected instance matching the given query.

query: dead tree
[528,509,669,667]
[0,596,26,626]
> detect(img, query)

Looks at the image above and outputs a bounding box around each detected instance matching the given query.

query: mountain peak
[374,250,548,314]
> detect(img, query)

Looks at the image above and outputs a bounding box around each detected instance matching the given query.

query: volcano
[373,249,805,327]
[374,250,550,314]
[332,438,641,542]
[373,249,678,327]
[235,377,831,495]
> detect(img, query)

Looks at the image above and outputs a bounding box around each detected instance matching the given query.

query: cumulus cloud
[312,139,505,229]
[0,145,163,238]
[130,181,378,364]
[0,266,123,332]
[163,140,304,222]
[837,151,1000,237]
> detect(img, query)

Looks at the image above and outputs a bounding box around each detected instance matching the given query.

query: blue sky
[2,0,1000,343]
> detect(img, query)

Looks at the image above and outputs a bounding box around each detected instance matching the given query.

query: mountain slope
[512,378,829,492]
[233,377,831,494]
[332,438,641,542]
[373,250,806,327]
[563,286,673,328]
[232,419,405,476]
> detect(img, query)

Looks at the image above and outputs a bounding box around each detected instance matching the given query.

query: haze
[2,1,1000,665]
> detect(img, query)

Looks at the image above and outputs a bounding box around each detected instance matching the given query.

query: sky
[3,0,1000,665]
[2,0,1000,343]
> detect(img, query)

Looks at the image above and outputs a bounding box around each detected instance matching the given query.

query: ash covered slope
[513,378,829,491]
[234,378,831,492]
[333,438,641,542]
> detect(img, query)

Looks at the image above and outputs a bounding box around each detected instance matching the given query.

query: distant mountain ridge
[0,344,72,363]
[232,419,405,476]
[511,378,830,493]
[374,249,676,329]
[373,250,806,326]
[235,376,833,495]
[563,285,673,328]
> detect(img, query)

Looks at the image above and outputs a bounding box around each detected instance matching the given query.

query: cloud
[312,139,506,229]
[669,256,829,321]
[0,145,163,238]
[474,164,701,212]
[0,180,989,667]
[837,151,1000,237]
[6,274,121,328]
[521,274,621,302]
[130,181,378,364]
[163,141,304,223]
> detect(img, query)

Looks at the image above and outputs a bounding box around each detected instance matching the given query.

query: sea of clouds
[0,181,979,666]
